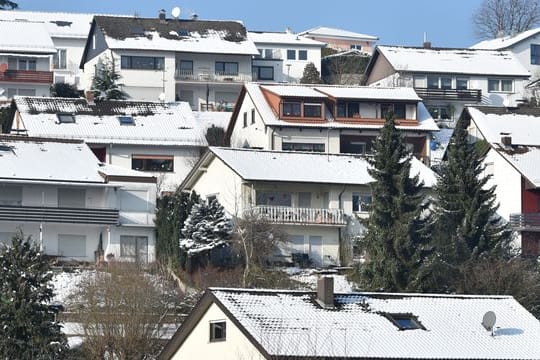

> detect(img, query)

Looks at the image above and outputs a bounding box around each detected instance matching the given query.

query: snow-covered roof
[0,10,95,38]
[206,147,437,187]
[495,145,540,187]
[261,85,328,98]
[193,111,231,131]
[248,31,325,47]
[375,46,530,77]
[316,86,421,101]
[93,16,259,55]
[299,26,378,41]
[470,28,540,50]
[13,97,207,147]
[206,288,540,359]
[0,21,56,54]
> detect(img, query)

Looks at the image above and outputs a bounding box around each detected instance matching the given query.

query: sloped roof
[13,97,207,147]
[496,145,540,187]
[207,147,437,187]
[261,85,328,98]
[0,21,56,54]
[93,15,259,55]
[470,28,540,50]
[316,86,421,101]
[248,31,325,46]
[374,46,530,77]
[0,10,95,38]
[299,26,378,41]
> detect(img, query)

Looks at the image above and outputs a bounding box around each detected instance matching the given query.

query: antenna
[482,311,496,334]
[171,6,181,19]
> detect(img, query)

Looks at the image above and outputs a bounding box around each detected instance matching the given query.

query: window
[428,106,451,120]
[178,60,193,75]
[339,102,360,118]
[350,44,363,50]
[385,313,425,330]
[256,191,292,206]
[0,185,22,206]
[427,76,439,89]
[298,50,307,60]
[118,116,135,125]
[287,49,296,60]
[57,113,75,123]
[282,101,301,117]
[210,321,226,342]
[54,49,67,69]
[58,188,86,208]
[251,109,255,124]
[243,112,247,127]
[381,103,406,119]
[121,56,164,70]
[298,192,311,208]
[215,61,238,76]
[58,234,86,257]
[303,103,322,117]
[352,193,372,212]
[282,142,325,152]
[132,155,174,172]
[252,65,274,80]
[532,44,540,64]
[120,235,148,262]
[17,59,36,71]
[456,78,469,90]
[427,75,452,89]
[264,49,274,58]
[488,79,513,92]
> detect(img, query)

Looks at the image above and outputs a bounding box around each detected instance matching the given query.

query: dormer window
[385,313,425,330]
[118,116,135,125]
[283,101,301,117]
[57,113,75,124]
[304,103,321,117]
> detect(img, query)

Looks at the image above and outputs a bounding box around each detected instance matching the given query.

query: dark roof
[93,15,247,42]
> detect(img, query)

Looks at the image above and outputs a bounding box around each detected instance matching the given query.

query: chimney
[422,32,431,49]
[191,13,199,20]
[85,90,95,105]
[501,135,512,146]
[159,9,166,21]
[316,276,334,309]
[285,26,293,34]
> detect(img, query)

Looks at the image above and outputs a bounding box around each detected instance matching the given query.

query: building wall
[170,303,264,360]
[280,225,340,266]
[366,54,395,85]
[52,37,88,89]
[176,82,243,111]
[304,35,374,54]
[508,35,540,80]
[229,93,269,149]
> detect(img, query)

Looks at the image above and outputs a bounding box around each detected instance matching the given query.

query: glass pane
[298,192,311,208]
[224,62,238,75]
[427,76,439,89]
[283,102,301,116]
[121,56,130,69]
[298,50,307,60]
[337,103,346,117]
[259,66,273,80]
[347,102,360,118]
[131,56,155,69]
[501,80,513,92]
[155,57,164,70]
[352,193,359,212]
[456,78,468,90]
[441,77,452,89]
[304,103,321,117]
[394,103,406,119]
[488,80,499,92]
[256,192,292,206]
[287,49,296,60]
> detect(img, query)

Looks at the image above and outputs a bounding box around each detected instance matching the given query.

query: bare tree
[473,0,540,39]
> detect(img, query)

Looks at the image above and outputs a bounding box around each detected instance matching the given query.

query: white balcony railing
[247,205,346,226]
[175,70,252,82]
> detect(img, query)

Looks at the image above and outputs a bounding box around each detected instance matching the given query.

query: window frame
[209,321,227,342]
[298,50,308,60]
[303,102,322,118]
[57,113,76,124]
[251,109,255,124]
[488,78,514,93]
[179,60,193,74]
[531,44,540,64]
[282,101,302,117]
[352,192,372,212]
[282,142,325,152]
[287,49,296,60]
[243,112,248,127]
[215,61,239,76]
[53,49,67,70]
[131,154,174,172]
[120,56,165,70]
[252,65,274,81]
[384,313,426,331]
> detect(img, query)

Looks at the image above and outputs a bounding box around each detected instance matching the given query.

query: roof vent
[316,276,334,309]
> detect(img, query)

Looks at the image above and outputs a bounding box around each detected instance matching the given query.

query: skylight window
[57,113,75,124]
[118,116,135,125]
[385,313,425,330]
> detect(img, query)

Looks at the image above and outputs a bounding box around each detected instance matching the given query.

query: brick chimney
[316,276,334,309]
[501,135,512,146]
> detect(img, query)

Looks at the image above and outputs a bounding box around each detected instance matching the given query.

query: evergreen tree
[0,231,68,359]
[0,0,17,9]
[300,62,322,84]
[360,112,432,292]
[50,82,80,98]
[91,58,128,101]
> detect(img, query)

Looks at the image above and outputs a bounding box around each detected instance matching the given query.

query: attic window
[385,313,425,330]
[118,116,135,125]
[57,113,75,124]
[209,321,226,342]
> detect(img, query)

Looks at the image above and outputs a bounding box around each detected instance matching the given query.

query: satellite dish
[482,311,496,332]
[171,7,181,19]
[158,92,166,102]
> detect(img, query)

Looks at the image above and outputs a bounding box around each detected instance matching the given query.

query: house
[0,10,97,89]
[299,26,378,54]
[160,277,540,360]
[10,96,207,192]
[80,12,259,109]
[461,105,540,256]
[0,20,56,100]
[248,30,325,83]
[0,136,157,263]
[364,45,530,126]
[227,83,438,165]
[180,147,436,267]
[471,28,540,82]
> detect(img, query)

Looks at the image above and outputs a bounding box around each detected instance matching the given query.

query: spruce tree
[360,112,432,292]
[300,62,322,84]
[0,231,68,359]
[91,58,129,101]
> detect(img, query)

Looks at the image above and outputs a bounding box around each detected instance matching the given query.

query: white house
[80,12,259,109]
[0,10,97,89]
[248,31,325,83]
[227,83,438,165]
[365,45,531,126]
[462,105,540,256]
[0,20,56,99]
[180,147,436,267]
[10,96,207,192]
[299,26,378,54]
[0,136,157,263]
[160,277,540,360]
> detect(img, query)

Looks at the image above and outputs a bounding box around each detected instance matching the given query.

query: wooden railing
[0,205,119,225]
[414,87,482,102]
[0,70,54,84]
[509,213,540,230]
[247,205,346,226]
[174,69,251,82]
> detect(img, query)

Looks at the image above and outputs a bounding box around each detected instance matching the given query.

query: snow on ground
[285,267,354,293]
[50,269,95,304]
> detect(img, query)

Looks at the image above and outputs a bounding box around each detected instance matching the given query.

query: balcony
[247,205,346,226]
[0,205,119,225]
[414,87,482,102]
[509,213,540,231]
[0,69,54,84]
[175,70,251,83]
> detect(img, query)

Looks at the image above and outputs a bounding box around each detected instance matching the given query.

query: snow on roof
[496,145,540,187]
[377,46,530,77]
[13,97,207,147]
[0,10,95,38]
[0,21,56,54]
[315,86,421,101]
[209,147,436,187]
[211,288,540,359]
[299,26,378,41]
[193,111,231,131]
[431,128,454,165]
[261,85,328,98]
[248,31,324,46]
[470,28,540,50]
[95,16,259,55]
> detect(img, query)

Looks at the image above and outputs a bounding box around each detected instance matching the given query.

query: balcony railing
[414,87,482,102]
[509,213,540,230]
[247,205,346,226]
[0,205,119,225]
[0,69,54,84]
[175,70,251,83]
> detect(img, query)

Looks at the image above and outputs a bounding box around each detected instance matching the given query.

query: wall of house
[508,35,540,80]
[52,37,88,89]
[176,82,243,111]
[366,54,395,85]
[252,58,284,82]
[170,302,265,360]
[106,225,156,263]
[229,93,270,149]
[280,225,340,266]
[304,35,374,54]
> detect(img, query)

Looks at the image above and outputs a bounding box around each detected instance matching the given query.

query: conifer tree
[300,62,322,84]
[91,58,128,101]
[0,231,68,359]
[360,112,432,292]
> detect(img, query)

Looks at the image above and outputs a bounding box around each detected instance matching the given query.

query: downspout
[337,185,347,266]
[108,143,112,164]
